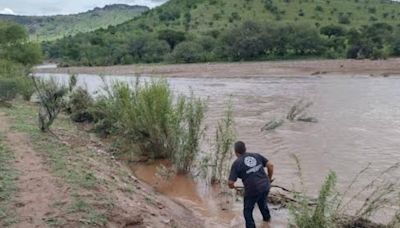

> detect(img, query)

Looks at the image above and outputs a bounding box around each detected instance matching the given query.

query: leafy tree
[170,41,204,63]
[0,22,41,102]
[220,21,267,60]
[288,24,325,55]
[0,22,27,44]
[346,23,393,59]
[4,43,43,65]
[0,22,42,65]
[392,35,400,56]
[142,39,170,62]
[320,25,346,38]
[158,29,186,49]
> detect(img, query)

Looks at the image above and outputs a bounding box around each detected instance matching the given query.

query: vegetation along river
[35,72,400,227]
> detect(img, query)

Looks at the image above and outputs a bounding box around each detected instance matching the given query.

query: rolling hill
[0,4,149,41]
[121,0,400,34]
[45,0,400,65]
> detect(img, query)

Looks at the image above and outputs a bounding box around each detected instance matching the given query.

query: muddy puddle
[129,161,289,227]
[35,72,400,225]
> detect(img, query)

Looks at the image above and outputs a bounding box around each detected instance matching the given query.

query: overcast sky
[0,0,168,16]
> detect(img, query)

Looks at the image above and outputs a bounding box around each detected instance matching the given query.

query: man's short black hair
[234,141,246,154]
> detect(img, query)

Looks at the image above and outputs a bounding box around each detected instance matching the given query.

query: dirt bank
[35,59,400,78]
[0,112,69,228]
[0,102,203,228]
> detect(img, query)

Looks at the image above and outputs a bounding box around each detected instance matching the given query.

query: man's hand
[266,161,274,182]
[228,180,236,189]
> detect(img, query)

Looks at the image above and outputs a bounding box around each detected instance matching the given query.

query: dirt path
[0,112,68,228]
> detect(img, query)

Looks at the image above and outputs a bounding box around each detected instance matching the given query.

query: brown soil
[0,112,69,228]
[36,59,400,78]
[52,122,205,227]
[0,107,204,227]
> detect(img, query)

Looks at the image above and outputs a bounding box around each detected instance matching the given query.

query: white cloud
[0,0,169,16]
[0,8,15,15]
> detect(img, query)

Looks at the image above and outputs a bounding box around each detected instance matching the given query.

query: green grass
[4,103,100,189]
[0,133,18,226]
[122,0,400,35]
[0,4,148,41]
[0,102,109,226]
[67,198,107,226]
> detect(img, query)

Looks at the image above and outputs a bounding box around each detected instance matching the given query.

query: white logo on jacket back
[244,156,257,168]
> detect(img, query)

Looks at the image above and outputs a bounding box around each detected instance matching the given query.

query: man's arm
[228,162,238,189]
[266,161,274,182]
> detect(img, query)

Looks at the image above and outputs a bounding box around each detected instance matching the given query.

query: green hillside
[0,4,149,41]
[46,0,400,66]
[124,0,400,33]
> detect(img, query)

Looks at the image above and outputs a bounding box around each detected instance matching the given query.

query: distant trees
[157,29,186,49]
[0,23,27,44]
[320,25,346,38]
[392,32,400,56]
[129,37,170,63]
[170,41,204,63]
[346,23,394,59]
[44,18,400,66]
[219,21,324,60]
[220,21,266,60]
[0,22,42,65]
[0,22,42,103]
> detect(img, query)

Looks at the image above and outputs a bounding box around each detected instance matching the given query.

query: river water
[36,72,400,227]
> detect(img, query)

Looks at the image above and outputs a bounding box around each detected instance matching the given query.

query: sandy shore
[35,59,400,78]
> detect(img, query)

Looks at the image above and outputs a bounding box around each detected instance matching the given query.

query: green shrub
[169,41,204,63]
[0,60,34,101]
[93,79,206,172]
[32,78,68,132]
[172,92,206,172]
[289,160,400,228]
[0,79,18,101]
[210,100,236,184]
[370,48,388,60]
[68,88,95,123]
[17,76,35,101]
[290,172,337,228]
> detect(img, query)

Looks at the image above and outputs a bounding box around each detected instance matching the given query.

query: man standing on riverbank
[228,141,274,228]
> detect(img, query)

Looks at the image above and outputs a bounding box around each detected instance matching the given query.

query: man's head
[234,141,246,157]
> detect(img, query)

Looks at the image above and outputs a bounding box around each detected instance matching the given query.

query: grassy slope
[0,134,18,226]
[116,0,400,36]
[0,102,202,227]
[0,4,148,41]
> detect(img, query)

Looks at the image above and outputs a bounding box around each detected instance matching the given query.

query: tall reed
[93,78,206,173]
[210,100,236,184]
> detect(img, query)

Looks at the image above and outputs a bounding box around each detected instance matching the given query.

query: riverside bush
[68,88,95,123]
[0,59,35,101]
[0,79,18,101]
[290,172,337,228]
[172,92,206,172]
[33,78,68,132]
[210,100,236,184]
[93,79,205,172]
[289,159,400,228]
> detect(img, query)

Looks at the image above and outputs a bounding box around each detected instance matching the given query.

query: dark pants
[243,190,271,228]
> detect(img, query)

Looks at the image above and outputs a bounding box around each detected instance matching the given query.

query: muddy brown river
[36,72,400,227]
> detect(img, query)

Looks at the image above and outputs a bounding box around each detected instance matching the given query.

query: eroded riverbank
[33,70,400,225]
[35,59,400,78]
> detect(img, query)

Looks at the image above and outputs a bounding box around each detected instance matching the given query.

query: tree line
[44,20,400,66]
[0,22,42,103]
